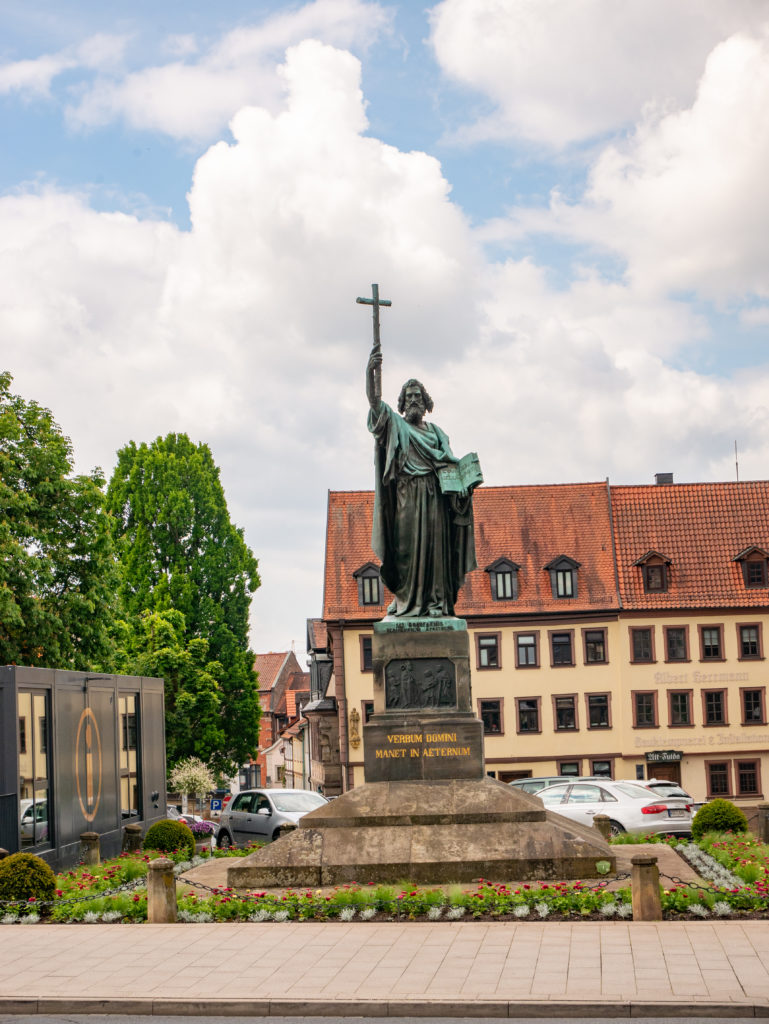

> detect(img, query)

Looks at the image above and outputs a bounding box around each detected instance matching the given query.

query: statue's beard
[405,403,424,423]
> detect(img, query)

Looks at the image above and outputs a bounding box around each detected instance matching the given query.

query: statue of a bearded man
[366,342,481,618]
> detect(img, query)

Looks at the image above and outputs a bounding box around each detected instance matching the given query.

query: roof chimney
[655,472,674,485]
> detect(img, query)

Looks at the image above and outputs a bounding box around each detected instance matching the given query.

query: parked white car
[217,788,327,847]
[537,779,693,837]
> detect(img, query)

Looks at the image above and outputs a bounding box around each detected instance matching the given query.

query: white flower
[689,903,709,918]
[535,902,550,918]
[20,913,40,924]
[446,906,466,920]
[426,906,443,920]
[713,901,733,917]
[339,907,356,921]
[1,913,19,924]
[616,903,633,919]
[273,910,290,922]
[100,911,123,922]
[83,911,101,923]
[248,909,272,922]
[599,903,618,917]
[513,905,530,919]
[359,907,377,921]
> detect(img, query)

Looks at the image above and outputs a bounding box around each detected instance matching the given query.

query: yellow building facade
[318,481,769,817]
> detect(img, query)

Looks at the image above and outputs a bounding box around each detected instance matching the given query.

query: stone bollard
[80,831,101,866]
[631,853,662,921]
[756,804,769,844]
[593,814,612,842]
[147,858,177,923]
[122,822,143,853]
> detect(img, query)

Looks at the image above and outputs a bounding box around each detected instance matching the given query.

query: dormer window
[633,551,671,594]
[544,556,580,599]
[734,547,769,589]
[353,563,383,606]
[484,558,520,601]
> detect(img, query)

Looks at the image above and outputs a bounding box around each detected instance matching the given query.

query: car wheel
[272,828,283,842]
[608,820,625,837]
[218,830,233,849]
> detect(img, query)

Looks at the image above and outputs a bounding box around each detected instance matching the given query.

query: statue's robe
[368,401,477,617]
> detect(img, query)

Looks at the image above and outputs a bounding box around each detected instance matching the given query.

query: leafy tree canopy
[0,371,117,669]
[107,433,260,774]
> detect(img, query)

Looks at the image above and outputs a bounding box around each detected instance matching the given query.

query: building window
[633,691,657,728]
[735,548,769,588]
[665,627,688,662]
[669,690,692,726]
[591,759,613,777]
[477,633,501,669]
[545,555,580,599]
[119,694,141,821]
[742,688,766,724]
[362,700,374,723]
[739,624,761,659]
[553,695,577,731]
[699,625,723,660]
[479,699,502,735]
[643,564,668,592]
[485,558,520,601]
[550,631,574,666]
[558,761,581,777]
[702,689,727,726]
[631,627,654,663]
[516,697,540,733]
[583,629,607,664]
[707,761,731,797]
[18,717,27,754]
[353,563,383,607]
[737,760,760,796]
[587,694,610,729]
[515,632,538,668]
[360,635,373,672]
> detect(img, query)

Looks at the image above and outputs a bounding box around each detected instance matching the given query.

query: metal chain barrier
[0,874,146,910]
[658,870,727,893]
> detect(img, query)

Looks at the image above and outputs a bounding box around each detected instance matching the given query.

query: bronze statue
[358,284,481,618]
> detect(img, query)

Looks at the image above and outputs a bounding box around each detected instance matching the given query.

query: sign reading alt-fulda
[363,716,484,782]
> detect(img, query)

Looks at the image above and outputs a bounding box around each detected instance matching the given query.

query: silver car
[537,779,693,837]
[217,788,327,847]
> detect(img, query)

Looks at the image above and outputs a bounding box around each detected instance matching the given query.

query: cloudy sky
[3,0,769,656]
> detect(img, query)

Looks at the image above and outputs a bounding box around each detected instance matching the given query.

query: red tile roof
[307,618,327,651]
[323,480,769,620]
[323,483,619,619]
[254,652,290,692]
[611,481,769,608]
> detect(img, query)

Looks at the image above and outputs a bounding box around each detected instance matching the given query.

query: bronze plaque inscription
[363,716,484,782]
[384,657,456,710]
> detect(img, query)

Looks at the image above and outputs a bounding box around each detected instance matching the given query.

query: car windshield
[270,793,326,812]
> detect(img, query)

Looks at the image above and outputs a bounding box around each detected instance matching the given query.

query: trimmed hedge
[691,798,749,840]
[0,852,56,906]
[143,818,195,857]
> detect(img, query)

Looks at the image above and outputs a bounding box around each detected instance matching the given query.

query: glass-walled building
[1,666,167,868]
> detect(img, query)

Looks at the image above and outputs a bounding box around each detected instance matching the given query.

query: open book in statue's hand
[437,452,483,495]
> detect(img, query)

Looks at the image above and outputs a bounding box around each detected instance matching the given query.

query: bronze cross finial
[356,283,391,349]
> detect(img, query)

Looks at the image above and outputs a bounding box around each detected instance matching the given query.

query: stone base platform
[226,777,614,888]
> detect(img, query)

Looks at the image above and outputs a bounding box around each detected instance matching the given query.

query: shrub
[143,818,195,857]
[0,852,56,907]
[691,799,749,840]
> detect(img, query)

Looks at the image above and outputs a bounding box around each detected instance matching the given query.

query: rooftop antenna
[735,440,740,483]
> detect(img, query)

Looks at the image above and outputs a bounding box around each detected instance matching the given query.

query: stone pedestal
[364,619,484,782]
[227,618,614,888]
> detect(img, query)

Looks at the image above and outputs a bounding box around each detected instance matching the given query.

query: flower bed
[2,832,768,923]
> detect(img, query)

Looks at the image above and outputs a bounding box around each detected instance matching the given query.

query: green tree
[107,433,260,774]
[0,372,117,668]
[114,608,228,771]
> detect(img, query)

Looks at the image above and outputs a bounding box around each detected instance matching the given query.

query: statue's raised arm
[366,343,382,411]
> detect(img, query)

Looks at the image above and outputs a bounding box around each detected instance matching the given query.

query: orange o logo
[75,707,102,822]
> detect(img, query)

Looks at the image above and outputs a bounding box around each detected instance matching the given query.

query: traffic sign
[210,798,222,811]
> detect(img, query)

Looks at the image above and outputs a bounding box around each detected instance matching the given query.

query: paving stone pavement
[1,920,768,1018]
